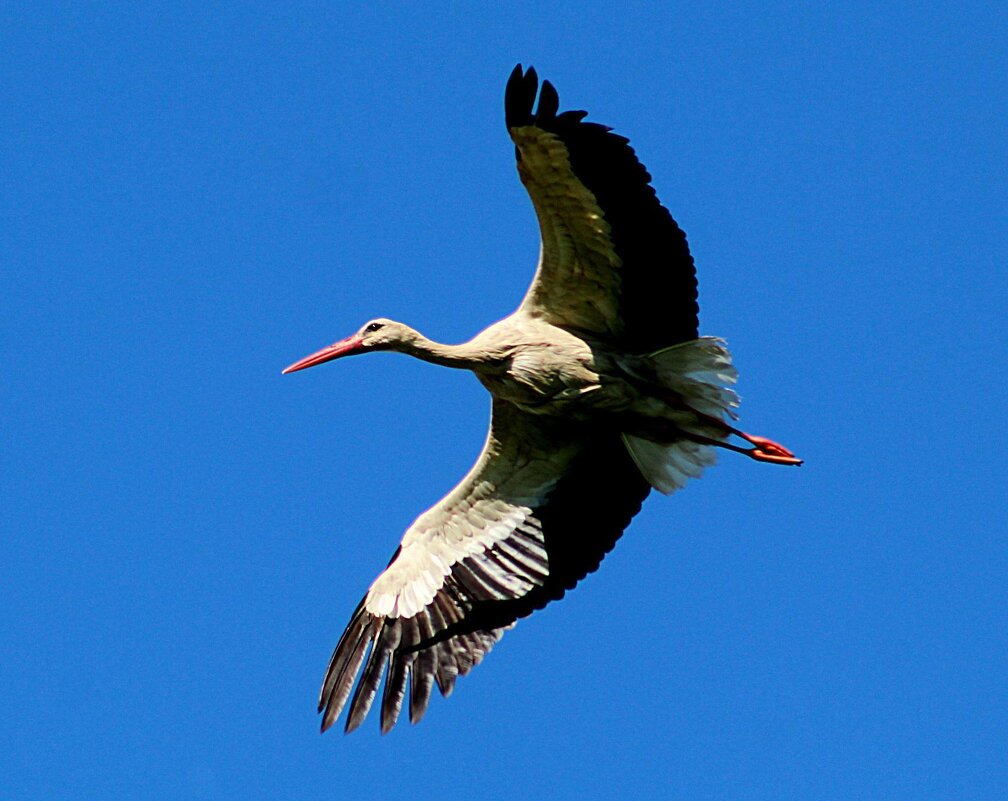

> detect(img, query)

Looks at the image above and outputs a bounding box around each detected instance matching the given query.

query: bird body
[284,65,801,734]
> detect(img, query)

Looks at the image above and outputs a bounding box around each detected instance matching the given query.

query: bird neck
[399,332,488,371]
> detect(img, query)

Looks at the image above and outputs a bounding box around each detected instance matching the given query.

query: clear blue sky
[3,4,1006,799]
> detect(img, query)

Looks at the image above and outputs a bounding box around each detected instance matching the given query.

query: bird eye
[364,322,384,333]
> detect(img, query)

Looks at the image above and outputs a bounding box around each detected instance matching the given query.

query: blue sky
[3,3,1006,799]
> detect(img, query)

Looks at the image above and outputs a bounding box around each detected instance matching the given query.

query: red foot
[744,434,803,466]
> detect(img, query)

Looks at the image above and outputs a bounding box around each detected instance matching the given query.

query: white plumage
[283,65,801,734]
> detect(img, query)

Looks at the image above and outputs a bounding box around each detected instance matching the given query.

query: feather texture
[505,64,699,352]
[302,65,800,736]
[317,402,649,732]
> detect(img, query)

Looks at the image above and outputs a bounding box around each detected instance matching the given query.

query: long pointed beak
[282,335,365,374]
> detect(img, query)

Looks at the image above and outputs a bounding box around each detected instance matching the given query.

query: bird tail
[622,434,718,495]
[647,336,739,420]
[622,337,739,495]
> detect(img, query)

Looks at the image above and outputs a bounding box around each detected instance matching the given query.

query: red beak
[282,335,365,374]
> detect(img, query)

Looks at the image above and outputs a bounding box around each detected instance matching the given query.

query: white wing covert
[318,402,650,733]
[505,65,700,353]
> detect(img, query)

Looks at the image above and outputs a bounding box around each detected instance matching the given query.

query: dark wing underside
[318,403,650,733]
[506,64,699,352]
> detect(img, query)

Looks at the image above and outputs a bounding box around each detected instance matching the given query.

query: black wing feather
[317,431,649,733]
[505,64,699,351]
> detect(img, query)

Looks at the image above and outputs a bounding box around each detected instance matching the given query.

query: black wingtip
[505,63,539,131]
[538,80,559,121]
[505,65,580,136]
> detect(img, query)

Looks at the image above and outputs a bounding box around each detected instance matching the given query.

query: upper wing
[505,64,699,353]
[319,401,650,733]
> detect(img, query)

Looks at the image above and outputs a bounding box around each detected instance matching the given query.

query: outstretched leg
[735,433,802,465]
[682,408,803,466]
[739,433,802,465]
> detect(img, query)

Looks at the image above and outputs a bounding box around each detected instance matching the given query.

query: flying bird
[284,65,802,734]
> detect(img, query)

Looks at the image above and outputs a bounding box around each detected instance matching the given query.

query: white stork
[283,65,801,734]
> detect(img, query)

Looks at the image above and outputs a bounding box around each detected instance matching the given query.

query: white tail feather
[623,337,739,494]
[622,435,717,495]
[650,337,739,419]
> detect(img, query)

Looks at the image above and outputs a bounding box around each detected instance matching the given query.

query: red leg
[739,434,803,466]
[659,393,803,466]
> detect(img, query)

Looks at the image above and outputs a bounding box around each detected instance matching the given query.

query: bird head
[282,318,416,374]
